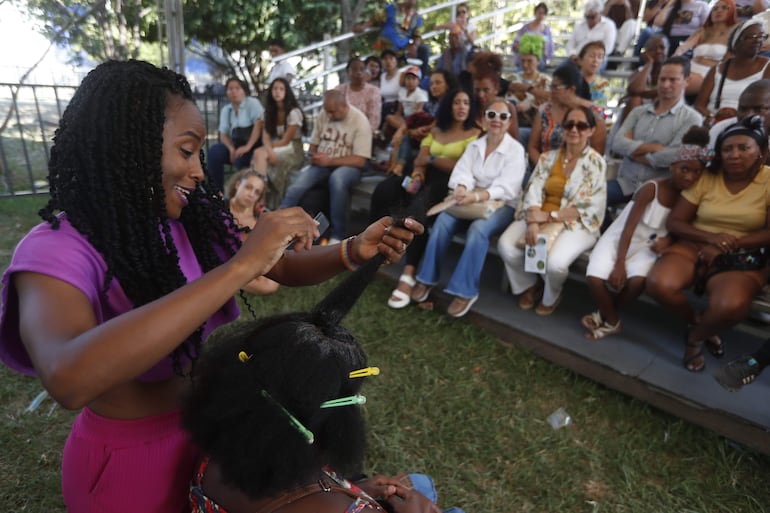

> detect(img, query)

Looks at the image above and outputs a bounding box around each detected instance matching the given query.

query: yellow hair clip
[238,351,252,363]
[349,367,380,378]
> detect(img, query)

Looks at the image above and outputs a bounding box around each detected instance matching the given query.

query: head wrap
[519,33,545,60]
[715,115,767,151]
[728,19,763,52]
[675,144,711,164]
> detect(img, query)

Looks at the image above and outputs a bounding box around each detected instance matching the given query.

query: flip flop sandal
[411,283,433,303]
[581,311,603,330]
[387,274,416,309]
[584,320,622,340]
[705,335,725,359]
[684,340,706,373]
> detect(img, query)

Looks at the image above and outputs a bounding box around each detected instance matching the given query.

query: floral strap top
[190,458,386,513]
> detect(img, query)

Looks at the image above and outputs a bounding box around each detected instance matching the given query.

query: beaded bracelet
[340,236,361,271]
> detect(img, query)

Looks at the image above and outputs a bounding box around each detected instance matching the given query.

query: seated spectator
[388,69,457,176]
[674,0,738,96]
[465,51,511,100]
[471,54,519,140]
[708,79,770,157]
[410,98,525,318]
[512,2,554,70]
[608,57,702,208]
[528,63,606,166]
[622,33,670,122]
[582,126,708,340]
[225,170,280,295]
[378,49,401,130]
[383,66,428,142]
[653,0,710,55]
[353,0,430,71]
[279,90,372,243]
[267,38,296,84]
[336,57,383,133]
[250,78,308,210]
[577,41,610,109]
[566,0,617,63]
[183,256,463,513]
[694,20,770,125]
[646,116,770,372]
[508,33,551,130]
[369,88,481,308]
[207,77,264,194]
[436,25,468,77]
[498,106,606,316]
[604,0,639,57]
[436,3,477,52]
[364,55,382,86]
[735,0,769,22]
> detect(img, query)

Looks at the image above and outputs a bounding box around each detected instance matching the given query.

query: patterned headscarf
[519,33,545,60]
[676,145,711,164]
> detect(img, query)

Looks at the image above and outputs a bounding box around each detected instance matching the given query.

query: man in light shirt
[267,39,296,84]
[566,0,617,62]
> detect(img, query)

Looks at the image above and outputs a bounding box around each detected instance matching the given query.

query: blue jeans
[279,164,362,240]
[408,473,465,513]
[416,206,515,299]
[606,178,631,207]
[207,142,253,194]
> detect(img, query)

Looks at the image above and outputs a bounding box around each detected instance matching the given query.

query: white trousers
[497,220,598,306]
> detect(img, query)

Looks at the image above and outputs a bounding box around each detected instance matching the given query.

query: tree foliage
[184,0,342,91]
[16,0,159,64]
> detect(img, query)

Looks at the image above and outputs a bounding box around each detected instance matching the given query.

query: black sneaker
[714,355,760,392]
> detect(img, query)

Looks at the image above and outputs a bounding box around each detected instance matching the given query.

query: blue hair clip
[320,394,367,408]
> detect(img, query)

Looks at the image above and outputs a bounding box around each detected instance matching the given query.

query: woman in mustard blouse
[647,117,770,372]
[369,89,481,308]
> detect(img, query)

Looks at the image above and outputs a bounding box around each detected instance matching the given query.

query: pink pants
[62,407,197,513]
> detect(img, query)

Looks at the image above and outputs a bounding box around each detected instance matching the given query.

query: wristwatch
[550,211,559,221]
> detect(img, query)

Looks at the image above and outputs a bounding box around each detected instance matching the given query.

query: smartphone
[285,211,330,250]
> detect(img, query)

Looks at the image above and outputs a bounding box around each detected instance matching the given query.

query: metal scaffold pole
[164,0,185,74]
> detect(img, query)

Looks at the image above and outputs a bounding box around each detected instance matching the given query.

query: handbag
[694,247,769,295]
[231,125,255,148]
[515,222,565,250]
[443,189,504,220]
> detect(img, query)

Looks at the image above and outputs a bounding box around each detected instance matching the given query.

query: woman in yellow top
[498,105,607,316]
[647,116,770,372]
[369,89,481,308]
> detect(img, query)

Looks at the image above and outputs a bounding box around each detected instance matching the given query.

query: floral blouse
[522,145,606,233]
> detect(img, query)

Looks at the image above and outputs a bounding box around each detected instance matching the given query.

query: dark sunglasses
[563,120,590,131]
[485,110,511,121]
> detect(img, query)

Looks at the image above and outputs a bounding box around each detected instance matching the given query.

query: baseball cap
[404,65,422,79]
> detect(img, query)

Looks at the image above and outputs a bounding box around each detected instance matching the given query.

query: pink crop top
[0,213,239,381]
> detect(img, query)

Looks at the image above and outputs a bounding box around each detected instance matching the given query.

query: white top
[380,72,401,103]
[709,61,770,112]
[267,59,296,84]
[693,43,728,62]
[398,87,429,117]
[448,133,526,207]
[566,15,617,58]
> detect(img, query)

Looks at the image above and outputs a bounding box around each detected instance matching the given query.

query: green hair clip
[261,390,315,444]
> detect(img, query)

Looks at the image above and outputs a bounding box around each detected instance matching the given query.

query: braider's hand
[384,487,441,513]
[356,475,404,501]
[233,207,319,282]
[352,217,424,264]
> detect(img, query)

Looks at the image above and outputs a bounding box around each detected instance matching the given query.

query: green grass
[1,196,769,512]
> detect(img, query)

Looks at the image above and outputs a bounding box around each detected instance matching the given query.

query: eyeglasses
[563,120,590,131]
[550,83,566,91]
[485,110,511,121]
[585,13,598,19]
[740,33,769,42]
